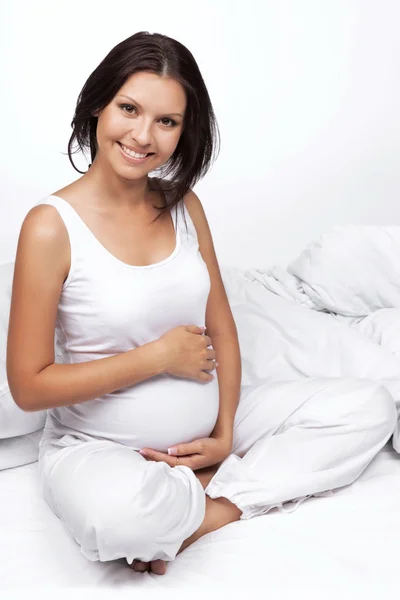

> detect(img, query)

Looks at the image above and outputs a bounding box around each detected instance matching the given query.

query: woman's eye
[160,117,177,127]
[119,105,177,126]
[120,104,136,114]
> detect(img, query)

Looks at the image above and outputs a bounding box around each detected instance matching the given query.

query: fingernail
[139,450,148,456]
[168,447,177,455]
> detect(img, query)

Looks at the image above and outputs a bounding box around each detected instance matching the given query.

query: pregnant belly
[60,374,220,452]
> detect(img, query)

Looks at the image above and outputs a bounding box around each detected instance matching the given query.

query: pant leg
[205,378,397,519]
[38,434,205,563]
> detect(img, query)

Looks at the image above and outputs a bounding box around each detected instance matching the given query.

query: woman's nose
[131,118,152,147]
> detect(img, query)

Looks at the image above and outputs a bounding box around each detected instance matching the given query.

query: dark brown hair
[67,31,220,220]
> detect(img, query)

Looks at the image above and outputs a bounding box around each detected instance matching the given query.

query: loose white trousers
[38,377,397,564]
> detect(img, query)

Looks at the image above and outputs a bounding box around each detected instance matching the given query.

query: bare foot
[130,559,167,575]
[177,494,242,555]
[130,464,227,575]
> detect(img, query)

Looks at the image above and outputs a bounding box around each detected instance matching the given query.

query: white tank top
[35,193,219,452]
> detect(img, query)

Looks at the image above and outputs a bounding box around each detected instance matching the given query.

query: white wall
[1,0,399,269]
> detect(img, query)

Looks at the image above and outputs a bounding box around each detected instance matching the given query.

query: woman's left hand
[139,435,232,471]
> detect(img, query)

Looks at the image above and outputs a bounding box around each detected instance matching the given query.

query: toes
[130,559,167,575]
[131,559,149,572]
[150,559,167,575]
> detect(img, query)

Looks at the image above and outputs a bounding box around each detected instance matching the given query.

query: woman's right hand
[157,325,217,382]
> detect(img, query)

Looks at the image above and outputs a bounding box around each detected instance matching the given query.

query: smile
[118,142,155,164]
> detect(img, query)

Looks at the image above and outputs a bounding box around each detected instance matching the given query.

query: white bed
[2,228,400,596]
[0,441,399,593]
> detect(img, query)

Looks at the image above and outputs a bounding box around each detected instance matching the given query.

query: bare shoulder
[182,189,210,234]
[182,189,218,260]
[183,188,201,210]
[22,203,67,237]
[17,204,70,283]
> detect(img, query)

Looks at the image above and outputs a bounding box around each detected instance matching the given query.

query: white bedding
[0,443,399,592]
[2,227,400,594]
[242,226,400,450]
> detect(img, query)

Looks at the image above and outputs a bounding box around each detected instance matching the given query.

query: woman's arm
[183,191,242,444]
[207,331,241,442]
[6,205,168,412]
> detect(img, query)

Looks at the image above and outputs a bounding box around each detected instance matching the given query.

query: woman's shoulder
[23,202,68,237]
[16,203,70,284]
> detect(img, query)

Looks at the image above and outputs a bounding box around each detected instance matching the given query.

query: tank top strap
[34,195,88,248]
[33,195,92,289]
[156,177,199,248]
[34,192,200,266]
[174,199,199,251]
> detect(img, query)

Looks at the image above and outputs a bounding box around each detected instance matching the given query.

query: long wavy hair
[67,31,220,221]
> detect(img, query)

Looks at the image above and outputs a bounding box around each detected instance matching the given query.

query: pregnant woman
[6,31,397,576]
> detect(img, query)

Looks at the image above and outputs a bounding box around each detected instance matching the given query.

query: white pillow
[0,372,46,439]
[0,430,43,470]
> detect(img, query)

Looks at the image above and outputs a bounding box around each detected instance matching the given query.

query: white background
[1,0,399,269]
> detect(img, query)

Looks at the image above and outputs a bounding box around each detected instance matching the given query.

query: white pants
[38,377,397,564]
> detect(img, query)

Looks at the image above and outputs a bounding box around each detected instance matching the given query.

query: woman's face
[94,71,186,178]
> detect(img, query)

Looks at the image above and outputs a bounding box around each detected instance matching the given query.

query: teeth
[121,144,148,159]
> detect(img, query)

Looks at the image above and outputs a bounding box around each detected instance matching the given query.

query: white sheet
[0,443,399,592]
[240,226,400,451]
[2,232,400,594]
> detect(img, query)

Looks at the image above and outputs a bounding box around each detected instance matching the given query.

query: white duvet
[222,226,400,453]
[1,226,400,592]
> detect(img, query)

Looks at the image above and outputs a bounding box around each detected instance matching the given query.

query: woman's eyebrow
[118,95,184,117]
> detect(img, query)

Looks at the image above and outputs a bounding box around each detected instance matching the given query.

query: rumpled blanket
[221,226,400,452]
